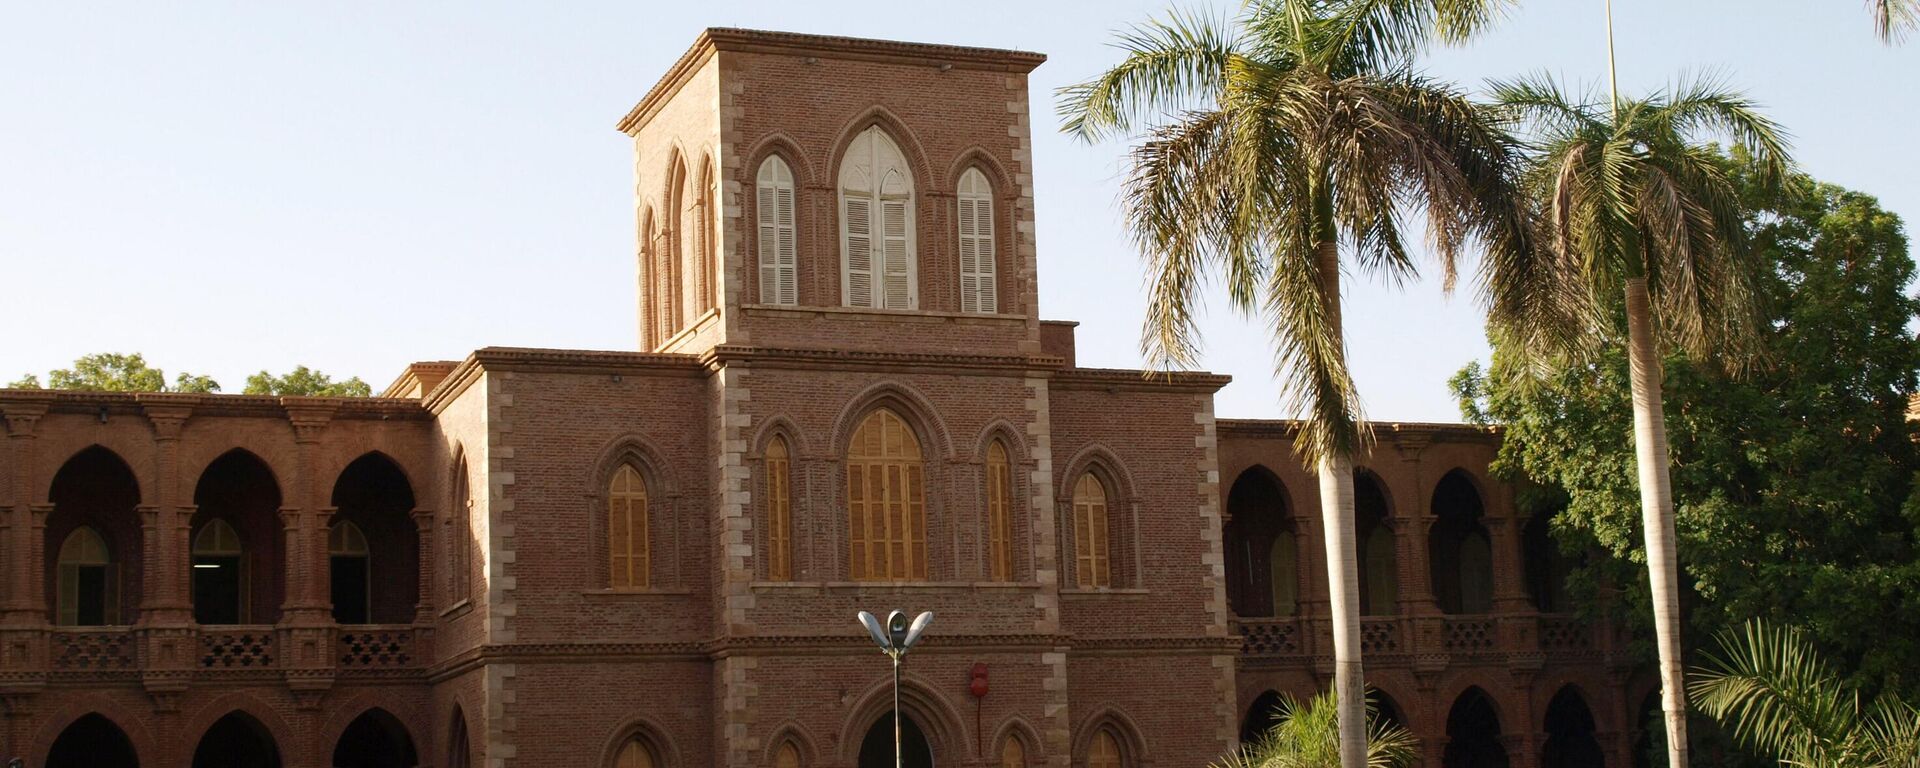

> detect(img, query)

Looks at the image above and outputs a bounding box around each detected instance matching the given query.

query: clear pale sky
[1,1,1912,420]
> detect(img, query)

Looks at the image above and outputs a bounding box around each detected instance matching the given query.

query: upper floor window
[986,440,1014,581]
[766,436,793,581]
[757,156,798,305]
[839,127,915,310]
[615,738,656,768]
[775,742,802,768]
[1072,473,1112,588]
[1088,729,1124,768]
[56,526,117,626]
[191,518,246,625]
[449,456,472,605]
[329,521,371,624]
[847,408,926,580]
[608,463,651,589]
[1000,734,1027,768]
[956,167,997,313]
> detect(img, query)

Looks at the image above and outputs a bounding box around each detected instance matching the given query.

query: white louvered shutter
[957,169,997,313]
[757,157,797,305]
[880,197,911,309]
[844,195,874,308]
[840,127,915,309]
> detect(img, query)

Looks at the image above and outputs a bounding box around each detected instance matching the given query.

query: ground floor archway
[333,707,420,768]
[192,711,281,768]
[859,711,933,768]
[47,712,139,768]
[1443,688,1509,768]
[1543,686,1606,768]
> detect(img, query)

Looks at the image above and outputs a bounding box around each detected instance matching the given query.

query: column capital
[284,403,338,444]
[138,400,195,441]
[1,399,49,437]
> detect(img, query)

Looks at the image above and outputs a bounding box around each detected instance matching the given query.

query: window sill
[750,581,1042,593]
[1060,588,1150,599]
[438,600,473,619]
[581,588,695,597]
[741,304,1027,324]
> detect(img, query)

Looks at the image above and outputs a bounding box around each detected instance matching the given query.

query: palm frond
[1321,0,1515,73]
[1690,621,1861,766]
[1871,0,1918,43]
[1058,9,1240,141]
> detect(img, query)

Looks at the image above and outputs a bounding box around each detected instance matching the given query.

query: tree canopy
[1455,150,1920,699]
[7,354,370,398]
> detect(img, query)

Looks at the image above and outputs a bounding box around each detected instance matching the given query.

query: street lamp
[857,609,933,768]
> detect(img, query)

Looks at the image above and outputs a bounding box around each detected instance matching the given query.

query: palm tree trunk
[1309,228,1367,768]
[1625,276,1689,767]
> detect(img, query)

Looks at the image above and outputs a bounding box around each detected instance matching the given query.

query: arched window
[1072,473,1111,589]
[1270,530,1298,617]
[608,464,651,589]
[640,206,659,347]
[192,519,246,625]
[839,126,915,309]
[447,708,471,768]
[615,738,657,768]
[699,156,718,314]
[1087,729,1123,768]
[847,408,926,580]
[449,456,472,605]
[1363,526,1398,616]
[757,156,799,305]
[56,526,116,626]
[766,437,793,581]
[957,167,997,313]
[330,521,371,624]
[986,440,1014,581]
[1001,734,1027,768]
[775,741,802,768]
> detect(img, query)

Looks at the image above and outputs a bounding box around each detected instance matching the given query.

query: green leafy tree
[1485,73,1791,766]
[1219,690,1419,768]
[1058,2,1540,762]
[1458,155,1920,739]
[12,352,222,393]
[1691,621,1920,767]
[244,366,372,397]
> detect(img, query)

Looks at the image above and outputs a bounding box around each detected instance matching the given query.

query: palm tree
[1871,0,1917,42]
[1488,74,1790,767]
[1220,691,1419,768]
[1059,2,1541,765]
[1691,620,1920,766]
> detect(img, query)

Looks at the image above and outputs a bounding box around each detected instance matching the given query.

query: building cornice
[1218,418,1501,443]
[701,344,1063,376]
[617,27,1047,134]
[1050,367,1233,394]
[0,389,430,421]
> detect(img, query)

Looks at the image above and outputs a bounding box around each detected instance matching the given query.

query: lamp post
[858,609,933,768]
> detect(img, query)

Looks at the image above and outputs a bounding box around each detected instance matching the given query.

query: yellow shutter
[609,464,650,589]
[1074,474,1111,588]
[767,437,792,581]
[615,739,655,768]
[847,409,926,581]
[987,441,1013,581]
[1088,730,1122,768]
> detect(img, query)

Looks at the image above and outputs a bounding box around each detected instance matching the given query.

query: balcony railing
[1441,616,1496,653]
[1235,617,1304,656]
[50,629,136,671]
[338,627,417,670]
[1539,614,1596,653]
[200,627,278,669]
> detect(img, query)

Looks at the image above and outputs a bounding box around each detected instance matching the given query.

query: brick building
[0,28,1646,768]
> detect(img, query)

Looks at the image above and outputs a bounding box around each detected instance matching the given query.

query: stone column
[2,402,47,623]
[282,406,334,625]
[141,402,194,625]
[1488,488,1533,615]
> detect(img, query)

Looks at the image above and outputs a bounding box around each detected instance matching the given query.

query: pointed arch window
[847,408,927,580]
[757,156,798,305]
[839,127,915,309]
[609,464,651,589]
[986,440,1015,581]
[615,738,656,768]
[775,741,802,768]
[192,519,246,624]
[1362,526,1398,616]
[329,521,372,624]
[1000,734,1027,768]
[57,526,117,626]
[700,157,719,314]
[766,436,793,581]
[449,457,472,605]
[1072,473,1111,588]
[957,167,997,313]
[1270,529,1299,617]
[1088,729,1123,768]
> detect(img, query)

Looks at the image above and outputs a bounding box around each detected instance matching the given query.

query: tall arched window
[56,526,116,626]
[986,440,1014,581]
[1072,473,1111,588]
[956,167,997,313]
[775,741,802,768]
[1000,734,1027,768]
[766,437,793,581]
[1270,530,1298,617]
[839,126,915,309]
[449,456,472,605]
[608,464,650,589]
[615,738,656,768]
[192,519,246,625]
[641,206,659,347]
[847,408,926,580]
[757,156,798,305]
[699,155,718,314]
[330,521,371,624]
[1088,729,1123,768]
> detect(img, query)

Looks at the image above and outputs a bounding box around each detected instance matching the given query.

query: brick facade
[0,28,1641,768]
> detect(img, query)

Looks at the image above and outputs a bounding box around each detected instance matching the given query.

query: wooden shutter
[1073,473,1111,588]
[986,441,1013,581]
[776,742,802,768]
[847,409,926,580]
[609,464,650,589]
[1088,730,1123,768]
[758,157,797,305]
[1001,736,1026,768]
[844,195,875,307]
[615,740,655,768]
[880,197,912,309]
[767,437,792,581]
[957,169,997,313]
